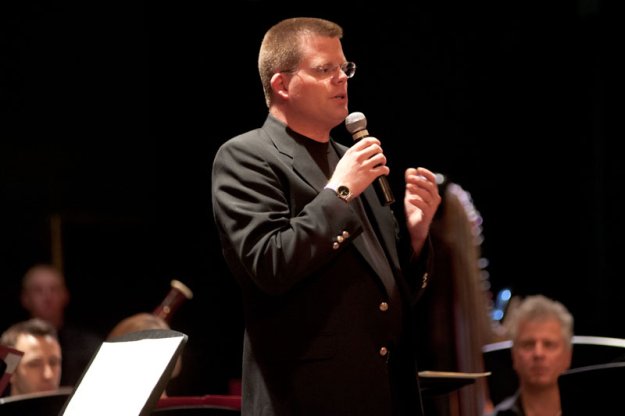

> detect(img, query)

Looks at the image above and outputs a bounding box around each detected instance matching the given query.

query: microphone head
[345,112,367,134]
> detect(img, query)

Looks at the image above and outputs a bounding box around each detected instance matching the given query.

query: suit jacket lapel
[264,116,328,193]
[264,115,400,291]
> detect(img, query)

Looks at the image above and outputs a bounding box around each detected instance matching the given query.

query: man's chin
[528,377,556,388]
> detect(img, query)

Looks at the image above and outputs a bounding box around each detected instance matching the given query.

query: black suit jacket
[212,114,430,415]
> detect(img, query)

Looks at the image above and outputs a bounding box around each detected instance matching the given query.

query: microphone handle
[376,174,396,206]
[353,128,395,206]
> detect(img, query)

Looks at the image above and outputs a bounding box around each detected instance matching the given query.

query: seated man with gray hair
[487,294,573,416]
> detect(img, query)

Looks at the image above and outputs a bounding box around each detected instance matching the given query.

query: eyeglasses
[282,62,357,79]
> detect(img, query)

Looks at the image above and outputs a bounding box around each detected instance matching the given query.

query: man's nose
[43,363,56,379]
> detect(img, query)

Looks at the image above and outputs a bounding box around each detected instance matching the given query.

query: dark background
[0,0,614,395]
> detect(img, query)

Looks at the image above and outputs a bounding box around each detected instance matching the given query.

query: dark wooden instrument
[153,279,194,323]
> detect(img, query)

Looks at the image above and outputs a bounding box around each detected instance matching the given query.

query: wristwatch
[326,183,353,203]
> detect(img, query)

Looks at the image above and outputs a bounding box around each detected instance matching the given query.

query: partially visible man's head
[1,318,62,396]
[107,312,181,396]
[21,264,69,329]
[507,295,573,390]
[107,312,182,380]
[107,312,170,340]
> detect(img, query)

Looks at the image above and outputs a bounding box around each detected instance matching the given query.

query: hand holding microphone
[345,112,395,205]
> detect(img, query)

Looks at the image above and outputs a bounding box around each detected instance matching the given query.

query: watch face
[337,185,350,197]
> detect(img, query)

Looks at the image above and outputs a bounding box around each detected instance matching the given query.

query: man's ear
[270,72,290,100]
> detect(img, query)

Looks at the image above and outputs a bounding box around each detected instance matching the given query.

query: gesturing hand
[404,167,441,254]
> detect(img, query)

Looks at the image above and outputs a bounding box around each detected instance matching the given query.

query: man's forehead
[520,317,561,327]
[16,333,56,346]
[25,270,64,287]
[517,319,563,338]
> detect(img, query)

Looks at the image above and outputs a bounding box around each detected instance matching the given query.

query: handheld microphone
[345,112,395,206]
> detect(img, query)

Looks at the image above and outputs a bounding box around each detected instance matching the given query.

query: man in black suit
[211,17,441,416]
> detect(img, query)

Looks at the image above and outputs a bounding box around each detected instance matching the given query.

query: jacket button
[379,302,389,312]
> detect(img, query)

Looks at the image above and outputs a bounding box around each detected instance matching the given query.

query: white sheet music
[61,335,184,416]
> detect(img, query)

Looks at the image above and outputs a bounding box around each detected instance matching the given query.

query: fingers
[332,137,390,197]
[405,168,435,193]
[405,167,436,183]
[348,136,388,172]
[351,137,383,160]
[405,167,442,209]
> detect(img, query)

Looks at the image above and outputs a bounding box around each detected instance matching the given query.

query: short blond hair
[258,17,343,107]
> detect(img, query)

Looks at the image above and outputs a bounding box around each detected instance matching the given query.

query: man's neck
[520,385,561,416]
[269,108,331,143]
[35,315,63,330]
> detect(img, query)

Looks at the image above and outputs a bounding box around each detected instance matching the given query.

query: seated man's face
[512,318,572,389]
[21,268,68,325]
[11,333,62,396]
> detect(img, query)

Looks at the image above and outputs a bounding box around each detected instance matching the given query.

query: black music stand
[481,340,516,405]
[559,362,625,414]
[0,387,73,416]
[154,405,240,415]
[59,329,187,416]
[153,394,241,415]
